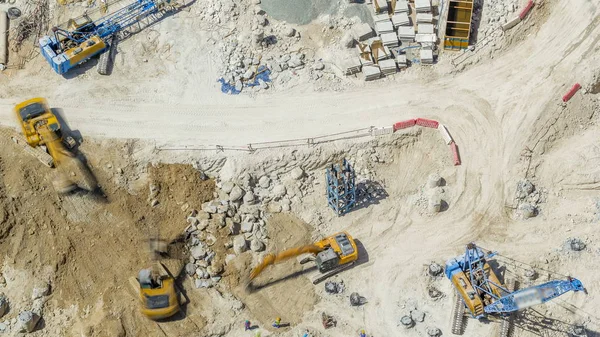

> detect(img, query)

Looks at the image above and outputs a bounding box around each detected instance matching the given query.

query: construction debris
[427,327,442,337]
[350,292,367,306]
[324,280,345,294]
[400,315,414,328]
[17,311,40,333]
[428,262,443,276]
[569,238,586,252]
[322,312,337,329]
[9,0,50,52]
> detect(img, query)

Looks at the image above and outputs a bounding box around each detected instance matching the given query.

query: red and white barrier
[519,0,534,20]
[388,117,461,166]
[416,118,439,128]
[393,119,417,131]
[371,126,394,136]
[437,124,453,145]
[450,142,461,166]
[562,83,581,102]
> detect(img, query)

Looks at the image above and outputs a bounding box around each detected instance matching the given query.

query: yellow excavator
[13,98,96,194]
[130,238,185,320]
[250,231,359,284]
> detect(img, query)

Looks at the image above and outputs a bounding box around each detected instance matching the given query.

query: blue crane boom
[446,243,585,320]
[39,0,174,75]
[484,277,584,314]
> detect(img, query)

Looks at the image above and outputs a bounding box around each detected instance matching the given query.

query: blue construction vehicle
[445,243,585,337]
[39,0,177,75]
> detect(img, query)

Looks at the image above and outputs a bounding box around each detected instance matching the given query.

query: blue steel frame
[53,0,161,44]
[326,159,356,216]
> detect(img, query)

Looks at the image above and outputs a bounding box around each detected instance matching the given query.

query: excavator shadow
[247,265,319,293]
[513,308,599,337]
[52,108,105,198]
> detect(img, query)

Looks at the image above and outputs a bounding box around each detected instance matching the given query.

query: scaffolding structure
[326,159,356,216]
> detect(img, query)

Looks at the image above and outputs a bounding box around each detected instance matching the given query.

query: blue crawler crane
[445,243,585,337]
[39,0,177,75]
[326,159,356,216]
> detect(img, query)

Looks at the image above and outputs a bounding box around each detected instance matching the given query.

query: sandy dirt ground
[0,0,598,336]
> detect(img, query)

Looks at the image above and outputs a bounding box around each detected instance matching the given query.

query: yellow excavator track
[0,128,54,167]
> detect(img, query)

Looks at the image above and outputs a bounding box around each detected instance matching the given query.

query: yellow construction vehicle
[250,232,359,284]
[130,239,184,320]
[14,98,97,194]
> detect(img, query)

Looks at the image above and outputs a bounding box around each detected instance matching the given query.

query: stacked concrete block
[379,59,397,75]
[353,23,375,42]
[415,0,431,13]
[391,13,411,27]
[344,58,363,75]
[357,44,374,67]
[363,65,382,81]
[374,14,390,23]
[397,26,416,42]
[418,23,435,34]
[396,54,408,69]
[375,21,394,35]
[416,13,434,23]
[420,49,434,64]
[381,32,399,47]
[373,45,392,61]
[374,0,388,14]
[416,34,437,44]
[394,0,409,13]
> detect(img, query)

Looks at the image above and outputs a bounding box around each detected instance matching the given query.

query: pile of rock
[184,167,313,288]
[399,304,440,334]
[0,283,49,334]
[324,280,345,294]
[184,208,228,289]
[514,179,546,219]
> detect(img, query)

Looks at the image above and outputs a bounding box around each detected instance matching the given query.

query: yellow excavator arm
[249,232,358,282]
[249,244,323,280]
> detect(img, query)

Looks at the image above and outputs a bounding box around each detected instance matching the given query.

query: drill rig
[250,232,359,284]
[40,0,178,75]
[446,243,585,337]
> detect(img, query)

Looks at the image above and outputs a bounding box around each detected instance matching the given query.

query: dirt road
[0,2,597,149]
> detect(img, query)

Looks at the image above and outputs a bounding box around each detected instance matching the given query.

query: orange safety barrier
[393,119,417,131]
[562,83,581,102]
[450,142,461,166]
[416,118,439,128]
[519,0,534,20]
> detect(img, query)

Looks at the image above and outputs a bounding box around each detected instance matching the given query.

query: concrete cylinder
[0,11,7,66]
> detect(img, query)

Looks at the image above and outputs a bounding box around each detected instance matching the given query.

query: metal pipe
[0,11,8,66]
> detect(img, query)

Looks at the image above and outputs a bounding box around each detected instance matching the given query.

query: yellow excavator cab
[14,97,60,148]
[133,263,181,320]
